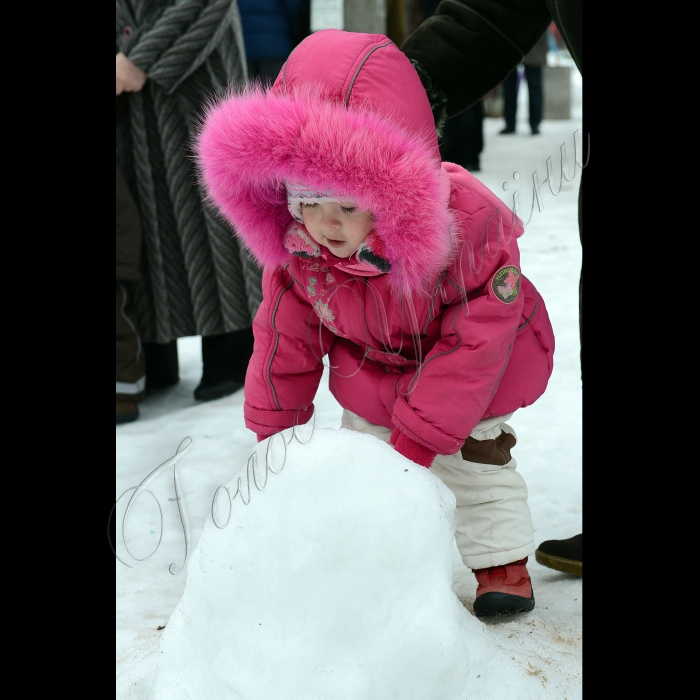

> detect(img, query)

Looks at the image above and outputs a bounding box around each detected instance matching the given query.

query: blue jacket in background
[238,0,303,60]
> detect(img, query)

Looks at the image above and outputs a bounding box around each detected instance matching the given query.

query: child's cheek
[302,210,318,233]
[306,224,324,247]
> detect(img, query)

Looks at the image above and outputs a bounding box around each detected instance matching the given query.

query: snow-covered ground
[116,69,583,698]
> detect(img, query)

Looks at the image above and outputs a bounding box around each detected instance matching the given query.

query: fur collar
[283,222,391,276]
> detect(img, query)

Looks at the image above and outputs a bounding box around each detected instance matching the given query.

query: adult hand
[116,52,147,95]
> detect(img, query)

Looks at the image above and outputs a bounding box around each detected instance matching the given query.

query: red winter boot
[472,557,535,617]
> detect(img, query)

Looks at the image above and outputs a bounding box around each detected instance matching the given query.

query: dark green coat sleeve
[402,0,553,118]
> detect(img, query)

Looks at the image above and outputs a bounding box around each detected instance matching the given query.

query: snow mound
[117,426,545,699]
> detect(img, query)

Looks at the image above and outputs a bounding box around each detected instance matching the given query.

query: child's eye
[301,202,318,208]
[340,206,356,214]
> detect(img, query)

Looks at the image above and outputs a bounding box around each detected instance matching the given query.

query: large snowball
[150,427,472,698]
[118,427,551,699]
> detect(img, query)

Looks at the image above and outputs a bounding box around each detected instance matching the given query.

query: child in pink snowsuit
[195,30,555,617]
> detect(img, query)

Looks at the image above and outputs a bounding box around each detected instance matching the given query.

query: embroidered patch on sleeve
[491,265,521,303]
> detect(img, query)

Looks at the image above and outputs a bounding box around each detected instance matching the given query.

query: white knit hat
[286,180,343,223]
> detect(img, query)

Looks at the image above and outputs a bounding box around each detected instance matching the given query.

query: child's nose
[321,211,340,228]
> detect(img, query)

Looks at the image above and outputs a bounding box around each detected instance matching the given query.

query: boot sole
[194,381,243,401]
[473,592,535,618]
[116,412,139,425]
[535,550,582,576]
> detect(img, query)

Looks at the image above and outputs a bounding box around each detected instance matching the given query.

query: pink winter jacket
[195,30,555,462]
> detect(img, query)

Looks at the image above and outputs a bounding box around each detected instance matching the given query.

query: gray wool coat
[116,0,263,344]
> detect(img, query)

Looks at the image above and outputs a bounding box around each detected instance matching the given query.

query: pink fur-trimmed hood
[194,30,455,293]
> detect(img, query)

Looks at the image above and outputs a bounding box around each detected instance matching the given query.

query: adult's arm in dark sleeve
[401,0,552,118]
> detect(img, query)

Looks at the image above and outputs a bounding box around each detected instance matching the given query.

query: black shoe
[193,379,243,402]
[531,126,540,135]
[535,533,582,575]
[499,127,516,135]
[464,160,481,172]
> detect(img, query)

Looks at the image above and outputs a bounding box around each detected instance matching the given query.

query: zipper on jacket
[517,299,539,331]
[267,279,295,410]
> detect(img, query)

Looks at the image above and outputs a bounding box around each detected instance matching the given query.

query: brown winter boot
[472,557,535,617]
[116,400,139,425]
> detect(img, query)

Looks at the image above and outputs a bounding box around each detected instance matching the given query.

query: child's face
[301,201,374,258]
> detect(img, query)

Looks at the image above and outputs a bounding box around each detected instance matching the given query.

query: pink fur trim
[195,84,456,294]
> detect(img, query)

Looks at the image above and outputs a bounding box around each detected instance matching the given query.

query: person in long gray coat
[116,0,262,401]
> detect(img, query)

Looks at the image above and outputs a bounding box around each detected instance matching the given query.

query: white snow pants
[340,409,535,569]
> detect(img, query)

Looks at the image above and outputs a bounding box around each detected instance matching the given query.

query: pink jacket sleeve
[244,264,336,437]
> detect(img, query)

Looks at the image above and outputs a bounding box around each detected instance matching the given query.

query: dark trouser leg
[143,340,179,391]
[195,328,255,401]
[502,69,519,130]
[439,110,468,166]
[438,113,459,163]
[524,65,543,132]
[201,328,255,383]
[439,101,484,170]
[116,282,146,420]
[462,100,484,166]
